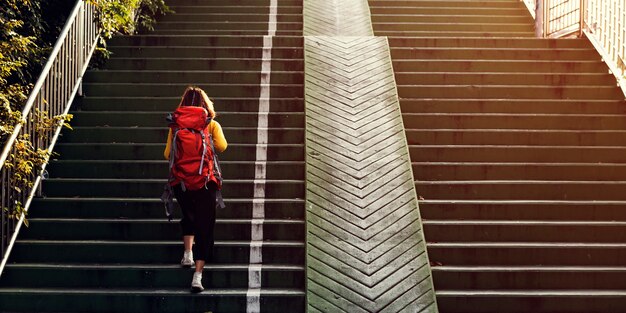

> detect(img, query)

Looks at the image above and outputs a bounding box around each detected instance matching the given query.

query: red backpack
[166,106,223,191]
[161,106,224,221]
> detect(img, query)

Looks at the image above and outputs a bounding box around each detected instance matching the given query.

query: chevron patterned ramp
[303,0,373,36]
[304,36,438,312]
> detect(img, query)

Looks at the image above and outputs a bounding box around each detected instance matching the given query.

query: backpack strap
[169,128,186,192]
[216,190,225,209]
[207,127,223,186]
[207,122,225,209]
[162,126,179,221]
[168,128,179,171]
[198,118,212,175]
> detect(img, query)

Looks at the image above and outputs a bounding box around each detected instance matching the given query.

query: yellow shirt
[164,120,227,160]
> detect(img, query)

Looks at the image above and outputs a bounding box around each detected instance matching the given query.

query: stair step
[396,73,614,86]
[82,83,303,98]
[41,178,304,198]
[376,31,535,37]
[403,113,626,130]
[69,111,304,128]
[85,70,304,84]
[165,5,302,14]
[0,287,304,313]
[2,263,303,289]
[387,37,591,49]
[155,20,302,31]
[406,129,626,146]
[20,218,304,241]
[9,240,304,264]
[413,162,626,181]
[369,1,525,8]
[106,46,303,59]
[399,99,626,114]
[419,200,626,221]
[416,180,626,201]
[47,160,305,179]
[29,197,305,219]
[59,127,304,144]
[427,242,626,266]
[398,85,622,100]
[74,97,305,112]
[102,58,303,71]
[108,35,303,48]
[423,220,626,242]
[372,14,533,24]
[53,143,304,161]
[165,0,302,5]
[436,289,626,313]
[371,7,529,15]
[376,22,534,32]
[433,266,626,289]
[158,13,301,23]
[149,30,303,36]
[391,47,599,60]
[392,60,608,73]
[409,145,626,163]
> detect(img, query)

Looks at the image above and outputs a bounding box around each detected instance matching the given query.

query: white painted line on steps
[268,0,277,36]
[247,0,276,310]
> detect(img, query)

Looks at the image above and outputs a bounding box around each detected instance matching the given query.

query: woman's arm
[164,129,172,160]
[211,121,227,153]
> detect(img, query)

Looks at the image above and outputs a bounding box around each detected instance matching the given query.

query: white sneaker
[181,250,194,267]
[191,272,204,293]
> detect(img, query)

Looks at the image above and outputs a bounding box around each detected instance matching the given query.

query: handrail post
[579,0,586,37]
[536,0,545,37]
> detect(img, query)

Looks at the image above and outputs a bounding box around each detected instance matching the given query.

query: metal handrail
[0,0,98,276]
[521,0,626,97]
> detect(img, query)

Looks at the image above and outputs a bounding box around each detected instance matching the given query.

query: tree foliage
[1,0,169,223]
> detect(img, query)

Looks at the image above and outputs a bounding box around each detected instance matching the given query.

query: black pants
[173,182,217,262]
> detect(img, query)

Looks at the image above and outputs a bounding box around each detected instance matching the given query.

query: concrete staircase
[0,1,306,312]
[370,0,626,312]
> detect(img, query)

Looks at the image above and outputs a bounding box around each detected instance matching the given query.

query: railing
[585,0,626,88]
[0,0,98,275]
[544,0,585,38]
[522,0,626,95]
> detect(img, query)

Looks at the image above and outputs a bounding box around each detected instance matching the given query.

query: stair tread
[397,71,607,75]
[400,98,623,102]
[45,178,303,182]
[50,160,305,164]
[0,287,305,295]
[411,144,626,148]
[419,180,626,183]
[55,142,304,146]
[68,111,304,115]
[429,242,626,247]
[420,199,626,204]
[395,59,604,63]
[33,197,304,202]
[16,239,304,246]
[437,290,626,296]
[399,84,616,87]
[412,162,626,166]
[433,266,626,272]
[424,220,626,226]
[86,69,304,72]
[405,113,625,117]
[82,82,303,86]
[68,126,302,130]
[408,129,626,132]
[5,263,304,270]
[27,218,304,224]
